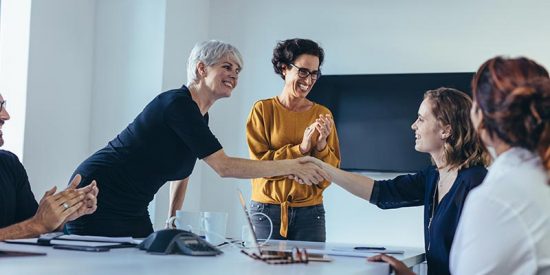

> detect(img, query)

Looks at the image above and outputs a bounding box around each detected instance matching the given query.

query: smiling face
[0,94,11,147]
[200,55,241,99]
[282,54,320,99]
[411,98,448,155]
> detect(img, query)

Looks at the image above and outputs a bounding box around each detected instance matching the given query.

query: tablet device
[53,245,110,252]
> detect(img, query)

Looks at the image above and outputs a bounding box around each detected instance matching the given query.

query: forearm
[205,150,291,179]
[0,217,47,241]
[218,157,291,179]
[325,164,375,201]
[168,178,189,218]
[251,144,307,181]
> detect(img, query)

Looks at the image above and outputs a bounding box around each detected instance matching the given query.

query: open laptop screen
[237,189,262,256]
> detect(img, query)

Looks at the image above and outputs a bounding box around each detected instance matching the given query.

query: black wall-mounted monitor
[308,72,474,173]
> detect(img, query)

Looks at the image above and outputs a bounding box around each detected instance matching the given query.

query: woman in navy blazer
[300,87,489,275]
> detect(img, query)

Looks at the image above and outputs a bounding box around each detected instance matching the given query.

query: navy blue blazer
[370,165,487,275]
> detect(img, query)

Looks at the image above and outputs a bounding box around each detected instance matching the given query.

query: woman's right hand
[299,122,320,154]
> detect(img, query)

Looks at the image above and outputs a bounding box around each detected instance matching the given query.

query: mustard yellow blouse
[246,97,341,237]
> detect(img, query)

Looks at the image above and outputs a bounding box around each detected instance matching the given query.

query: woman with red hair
[450,56,550,274]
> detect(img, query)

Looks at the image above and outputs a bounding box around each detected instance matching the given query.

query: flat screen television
[308,72,474,172]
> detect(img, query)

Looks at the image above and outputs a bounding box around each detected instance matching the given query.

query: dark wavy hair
[472,56,550,174]
[271,38,324,80]
[424,87,490,170]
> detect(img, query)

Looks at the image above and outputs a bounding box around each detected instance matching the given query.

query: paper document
[305,248,403,258]
[51,240,119,247]
[3,238,39,245]
[4,238,123,247]
[331,247,404,255]
[4,234,142,246]
[56,235,138,244]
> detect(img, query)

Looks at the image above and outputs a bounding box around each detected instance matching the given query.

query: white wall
[23,0,95,196]
[9,0,550,248]
[90,0,166,150]
[0,0,31,159]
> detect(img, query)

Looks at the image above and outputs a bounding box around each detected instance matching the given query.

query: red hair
[472,56,550,176]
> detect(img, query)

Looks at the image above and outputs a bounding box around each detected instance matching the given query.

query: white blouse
[450,147,550,275]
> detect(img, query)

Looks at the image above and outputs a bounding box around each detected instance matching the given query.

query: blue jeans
[249,201,326,242]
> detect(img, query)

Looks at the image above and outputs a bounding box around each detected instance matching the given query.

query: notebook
[4,233,138,249]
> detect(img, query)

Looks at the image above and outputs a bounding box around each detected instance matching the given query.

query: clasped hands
[31,174,99,232]
[288,114,334,186]
[299,114,333,154]
[287,156,330,186]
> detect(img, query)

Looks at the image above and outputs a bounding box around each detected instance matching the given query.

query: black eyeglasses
[290,64,321,80]
[0,100,6,111]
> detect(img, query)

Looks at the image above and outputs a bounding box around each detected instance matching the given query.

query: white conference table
[0,240,425,275]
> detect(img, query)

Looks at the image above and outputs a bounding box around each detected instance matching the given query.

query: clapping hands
[313,114,333,151]
[299,114,333,154]
[31,174,98,233]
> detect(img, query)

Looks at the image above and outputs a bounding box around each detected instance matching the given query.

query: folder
[4,233,140,249]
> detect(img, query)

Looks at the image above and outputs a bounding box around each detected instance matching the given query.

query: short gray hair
[186,40,243,85]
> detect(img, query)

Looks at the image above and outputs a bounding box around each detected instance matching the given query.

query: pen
[217,241,229,247]
[354,246,386,250]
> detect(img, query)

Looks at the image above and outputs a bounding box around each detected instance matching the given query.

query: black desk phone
[139,229,222,256]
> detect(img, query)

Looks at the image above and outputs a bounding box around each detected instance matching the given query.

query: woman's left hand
[315,114,333,151]
[368,254,415,275]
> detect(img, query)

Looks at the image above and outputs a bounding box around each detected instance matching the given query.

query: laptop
[236,189,330,263]
[237,189,274,256]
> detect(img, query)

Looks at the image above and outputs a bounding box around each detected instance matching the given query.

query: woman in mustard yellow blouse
[246,38,340,242]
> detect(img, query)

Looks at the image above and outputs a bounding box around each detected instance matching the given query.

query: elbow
[211,162,232,178]
[204,150,234,178]
[217,167,231,178]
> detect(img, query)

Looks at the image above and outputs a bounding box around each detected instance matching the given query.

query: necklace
[427,168,458,251]
[437,169,457,199]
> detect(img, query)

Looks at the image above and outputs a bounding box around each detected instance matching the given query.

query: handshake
[285,156,333,186]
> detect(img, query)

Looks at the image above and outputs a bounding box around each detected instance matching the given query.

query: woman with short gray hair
[66,40,328,237]
[186,40,243,86]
